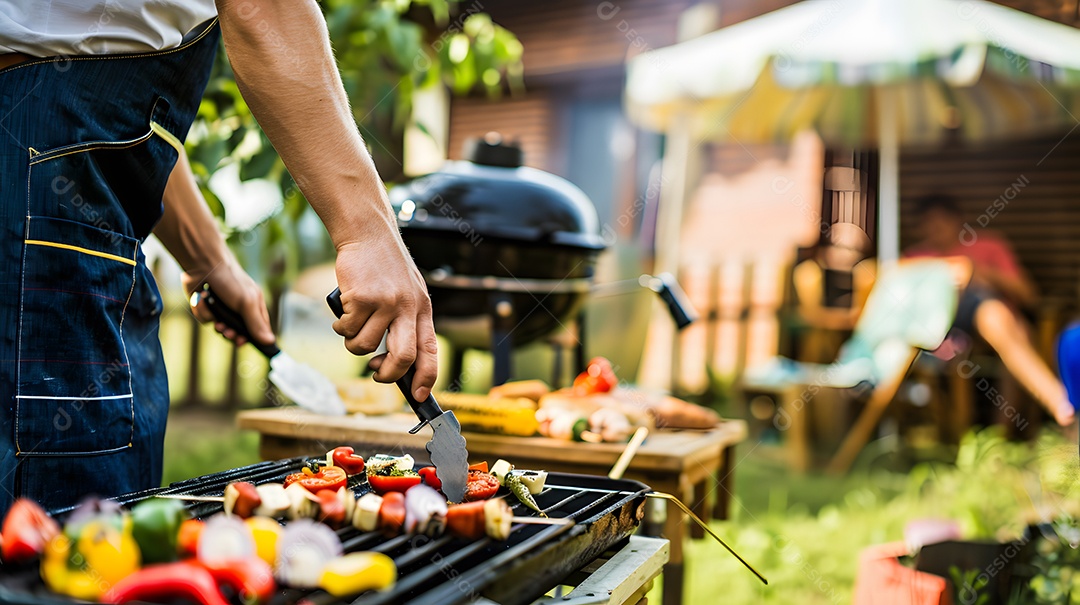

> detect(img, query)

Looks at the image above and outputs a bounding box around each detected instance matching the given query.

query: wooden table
[237,408,747,605]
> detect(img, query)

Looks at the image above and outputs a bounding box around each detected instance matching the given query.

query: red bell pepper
[367,472,421,495]
[283,466,347,494]
[177,519,205,558]
[417,466,441,491]
[1,498,59,563]
[573,357,618,395]
[104,562,229,605]
[331,447,366,475]
[198,558,275,603]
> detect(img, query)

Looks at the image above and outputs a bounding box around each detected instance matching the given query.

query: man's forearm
[215,0,399,250]
[155,152,229,277]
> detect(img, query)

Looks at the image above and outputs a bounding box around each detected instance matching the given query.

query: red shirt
[904,232,1022,282]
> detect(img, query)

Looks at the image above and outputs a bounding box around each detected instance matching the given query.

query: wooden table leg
[689,478,708,540]
[713,445,733,520]
[653,477,686,605]
[782,388,810,473]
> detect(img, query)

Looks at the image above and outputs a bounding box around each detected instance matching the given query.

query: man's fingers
[410,308,439,401]
[331,294,374,340]
[372,315,418,385]
[344,312,392,356]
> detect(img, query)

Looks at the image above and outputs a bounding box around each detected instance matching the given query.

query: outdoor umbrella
[625,0,1080,263]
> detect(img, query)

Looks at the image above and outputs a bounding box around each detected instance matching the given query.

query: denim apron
[0,20,219,513]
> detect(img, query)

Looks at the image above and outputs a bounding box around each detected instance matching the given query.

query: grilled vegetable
[491,459,514,486]
[200,557,276,603]
[353,493,383,532]
[254,484,290,518]
[316,489,347,527]
[464,470,500,501]
[319,552,396,597]
[245,516,282,566]
[435,392,539,436]
[42,517,140,600]
[468,461,489,473]
[275,519,342,588]
[377,492,406,537]
[417,465,441,491]
[284,466,348,494]
[105,562,229,605]
[484,498,514,540]
[506,473,547,517]
[284,482,318,520]
[368,470,422,495]
[517,470,548,495]
[573,357,618,395]
[1,498,59,563]
[404,484,447,536]
[338,487,357,522]
[177,519,204,558]
[224,482,261,519]
[444,501,487,540]
[197,516,255,564]
[131,497,189,564]
[365,454,414,475]
[327,447,366,475]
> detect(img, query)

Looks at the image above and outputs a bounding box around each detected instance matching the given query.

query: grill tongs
[327,287,469,503]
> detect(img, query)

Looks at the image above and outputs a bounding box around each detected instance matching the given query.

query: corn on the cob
[435,393,539,436]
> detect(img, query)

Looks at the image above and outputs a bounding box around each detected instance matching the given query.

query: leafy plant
[950,566,991,605]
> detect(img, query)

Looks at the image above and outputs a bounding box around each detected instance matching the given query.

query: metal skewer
[156,494,224,502]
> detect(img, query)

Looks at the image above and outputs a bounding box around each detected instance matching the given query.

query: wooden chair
[744,259,969,473]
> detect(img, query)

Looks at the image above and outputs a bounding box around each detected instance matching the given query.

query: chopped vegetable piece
[105,562,229,605]
[224,482,261,519]
[464,470,500,502]
[506,474,547,517]
[516,470,548,495]
[404,484,448,536]
[199,557,275,603]
[42,518,140,600]
[483,498,514,540]
[284,483,318,520]
[275,519,343,588]
[468,461,489,473]
[316,489,347,527]
[319,552,396,597]
[366,454,414,475]
[573,357,618,395]
[1,498,59,563]
[490,459,513,486]
[368,471,422,495]
[329,447,366,475]
[377,492,406,537]
[417,466,441,491]
[284,466,348,494]
[445,501,486,540]
[131,497,189,564]
[245,516,282,566]
[353,493,383,532]
[197,515,255,564]
[177,519,204,558]
[254,484,290,518]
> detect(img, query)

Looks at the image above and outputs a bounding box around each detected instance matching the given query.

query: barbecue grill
[389,134,607,386]
[0,459,653,605]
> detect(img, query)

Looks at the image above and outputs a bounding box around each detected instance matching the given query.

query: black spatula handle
[326,287,443,426]
[198,284,280,358]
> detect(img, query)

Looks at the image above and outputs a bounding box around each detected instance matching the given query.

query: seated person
[904,194,1074,426]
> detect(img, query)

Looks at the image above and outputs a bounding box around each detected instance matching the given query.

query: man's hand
[216,0,439,399]
[155,154,275,347]
[331,242,438,401]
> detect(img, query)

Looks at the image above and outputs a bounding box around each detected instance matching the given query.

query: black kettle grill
[389,134,607,386]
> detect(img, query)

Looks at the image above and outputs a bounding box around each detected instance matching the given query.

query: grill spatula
[327,287,469,503]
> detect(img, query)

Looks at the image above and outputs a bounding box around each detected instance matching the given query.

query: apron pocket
[16,216,138,456]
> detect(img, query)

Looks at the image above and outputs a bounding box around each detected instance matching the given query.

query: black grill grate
[2,458,650,605]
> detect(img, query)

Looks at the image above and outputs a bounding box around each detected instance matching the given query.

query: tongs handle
[194,283,280,359]
[327,287,443,432]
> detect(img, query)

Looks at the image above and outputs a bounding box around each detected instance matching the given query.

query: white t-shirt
[0,1,218,56]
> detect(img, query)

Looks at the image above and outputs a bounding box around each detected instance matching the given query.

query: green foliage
[185,1,523,288]
[950,566,991,605]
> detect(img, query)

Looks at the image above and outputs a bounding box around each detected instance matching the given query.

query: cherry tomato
[331,447,365,475]
[283,466,348,494]
[464,470,500,502]
[418,466,441,491]
[378,492,406,536]
[573,357,618,395]
[367,472,422,495]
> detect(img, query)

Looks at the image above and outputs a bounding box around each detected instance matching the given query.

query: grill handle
[194,284,281,359]
[326,287,443,431]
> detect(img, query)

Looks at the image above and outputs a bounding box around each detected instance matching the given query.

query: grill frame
[3,458,650,605]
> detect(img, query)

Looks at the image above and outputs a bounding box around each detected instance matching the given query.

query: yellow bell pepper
[41,518,141,600]
[245,516,282,566]
[319,552,396,597]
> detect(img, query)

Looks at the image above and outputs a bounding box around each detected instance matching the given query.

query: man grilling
[0,1,438,512]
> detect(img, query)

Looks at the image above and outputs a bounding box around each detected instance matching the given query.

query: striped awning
[626,0,1080,146]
